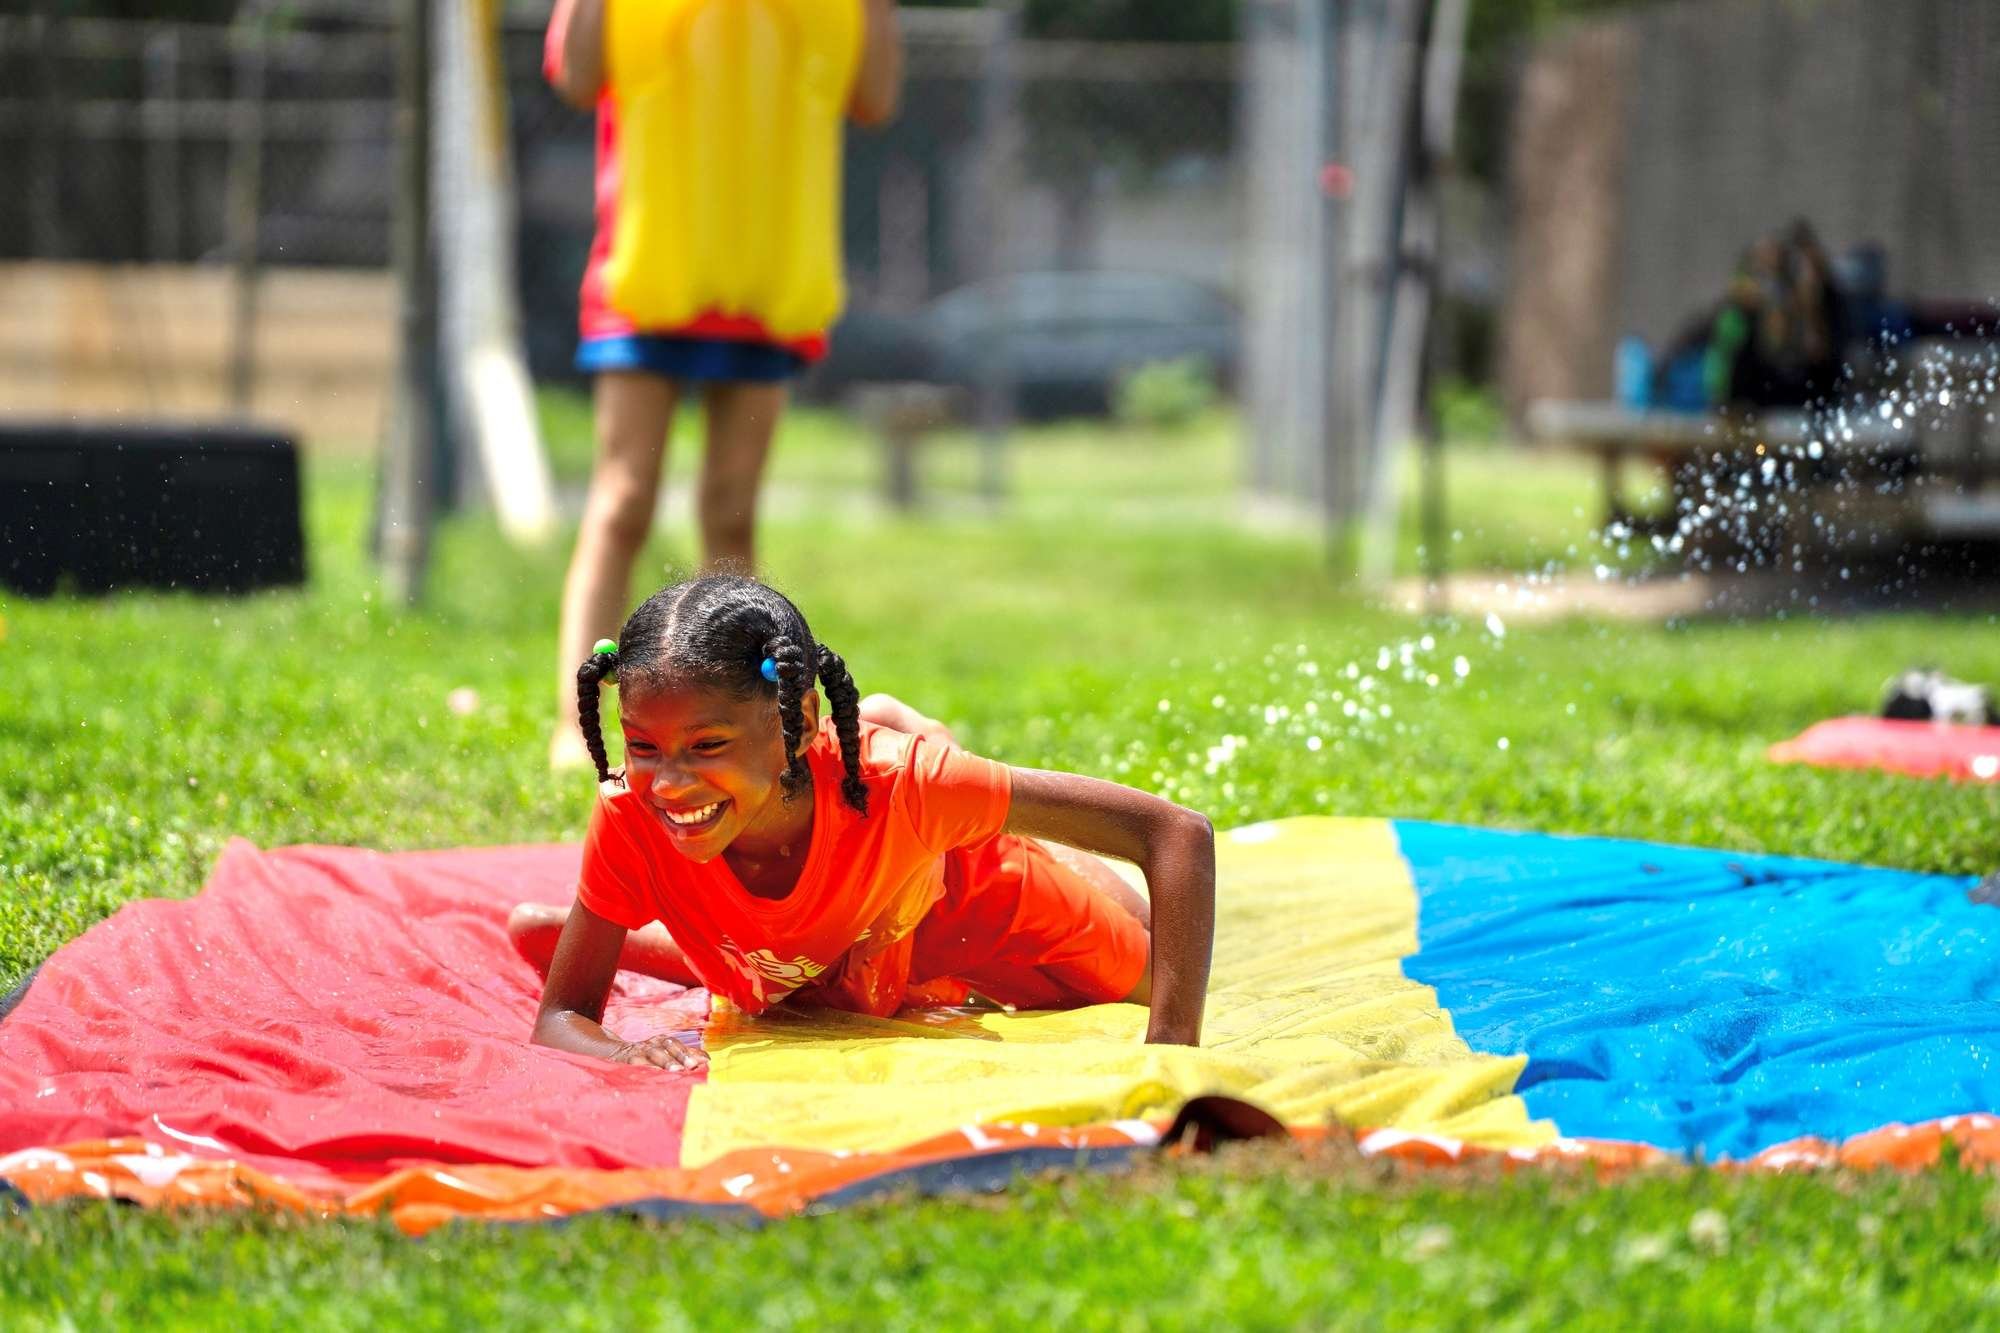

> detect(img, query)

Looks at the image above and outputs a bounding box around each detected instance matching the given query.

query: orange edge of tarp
[7,1112,1998,1235]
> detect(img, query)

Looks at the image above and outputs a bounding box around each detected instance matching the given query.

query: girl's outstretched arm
[1003,769,1215,1045]
[532,898,707,1069]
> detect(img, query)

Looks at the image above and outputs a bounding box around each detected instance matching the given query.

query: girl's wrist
[1144,1014,1201,1046]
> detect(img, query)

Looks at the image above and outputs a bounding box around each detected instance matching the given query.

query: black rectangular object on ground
[0,420,306,596]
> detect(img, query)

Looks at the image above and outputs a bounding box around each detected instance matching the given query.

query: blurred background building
[1504,0,2000,413]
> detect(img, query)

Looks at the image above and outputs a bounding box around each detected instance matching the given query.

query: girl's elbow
[1173,807,1216,857]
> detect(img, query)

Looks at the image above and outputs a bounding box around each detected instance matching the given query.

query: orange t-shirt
[578,720,1011,1017]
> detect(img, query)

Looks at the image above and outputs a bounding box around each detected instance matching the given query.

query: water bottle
[1615,336,1653,410]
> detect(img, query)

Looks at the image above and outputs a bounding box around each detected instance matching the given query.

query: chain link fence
[0,9,1249,423]
[0,15,394,267]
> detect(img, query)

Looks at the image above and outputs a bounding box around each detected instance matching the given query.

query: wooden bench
[848,382,970,510]
[1524,400,1931,554]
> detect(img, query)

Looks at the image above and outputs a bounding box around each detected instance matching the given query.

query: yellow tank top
[604,0,862,340]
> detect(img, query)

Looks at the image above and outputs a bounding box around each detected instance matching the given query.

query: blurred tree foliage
[61,0,1637,56]
[910,0,1645,187]
[66,0,1639,188]
[915,0,1639,52]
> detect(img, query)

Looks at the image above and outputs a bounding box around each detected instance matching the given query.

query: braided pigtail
[816,644,870,816]
[764,635,814,801]
[576,644,621,790]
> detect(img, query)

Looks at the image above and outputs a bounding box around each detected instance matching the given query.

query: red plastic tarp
[0,840,708,1191]
[1769,716,2000,782]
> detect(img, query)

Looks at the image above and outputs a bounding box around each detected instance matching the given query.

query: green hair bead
[592,639,618,658]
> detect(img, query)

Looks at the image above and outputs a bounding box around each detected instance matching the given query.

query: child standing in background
[511,576,1217,1069]
[544,0,904,769]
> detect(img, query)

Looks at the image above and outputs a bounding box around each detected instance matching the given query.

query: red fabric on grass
[1769,716,2000,783]
[0,841,706,1189]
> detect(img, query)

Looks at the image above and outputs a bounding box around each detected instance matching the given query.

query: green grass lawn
[3,405,1997,1327]
[6,1147,1997,1331]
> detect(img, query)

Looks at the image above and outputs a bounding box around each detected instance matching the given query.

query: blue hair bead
[760,656,781,683]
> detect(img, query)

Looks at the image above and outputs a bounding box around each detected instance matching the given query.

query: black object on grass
[0,420,305,597]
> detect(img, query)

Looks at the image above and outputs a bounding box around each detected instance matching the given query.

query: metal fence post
[378,0,441,605]
[144,29,182,265]
[973,0,1021,504]
[30,12,64,260]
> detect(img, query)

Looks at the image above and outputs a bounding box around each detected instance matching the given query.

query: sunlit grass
[3,408,1996,1325]
[3,1146,1996,1330]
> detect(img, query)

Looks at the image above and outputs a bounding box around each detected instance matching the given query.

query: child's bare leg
[1038,840,1152,930]
[1034,840,1154,1004]
[507,902,701,986]
[551,372,679,768]
[697,380,785,573]
[858,692,957,746]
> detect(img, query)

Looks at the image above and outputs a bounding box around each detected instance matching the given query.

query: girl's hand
[533,900,712,1069]
[613,1034,709,1071]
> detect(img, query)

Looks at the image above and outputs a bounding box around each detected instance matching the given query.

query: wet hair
[576,575,869,815]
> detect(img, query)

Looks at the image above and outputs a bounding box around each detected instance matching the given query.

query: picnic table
[1525,400,1922,531]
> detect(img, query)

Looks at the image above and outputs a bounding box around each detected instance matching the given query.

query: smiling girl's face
[616,681,819,862]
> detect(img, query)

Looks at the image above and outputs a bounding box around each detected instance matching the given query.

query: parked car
[807,270,1239,420]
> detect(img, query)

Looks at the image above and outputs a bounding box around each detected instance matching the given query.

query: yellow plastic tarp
[681,817,1553,1165]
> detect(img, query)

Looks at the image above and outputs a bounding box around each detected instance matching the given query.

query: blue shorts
[575,333,806,383]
